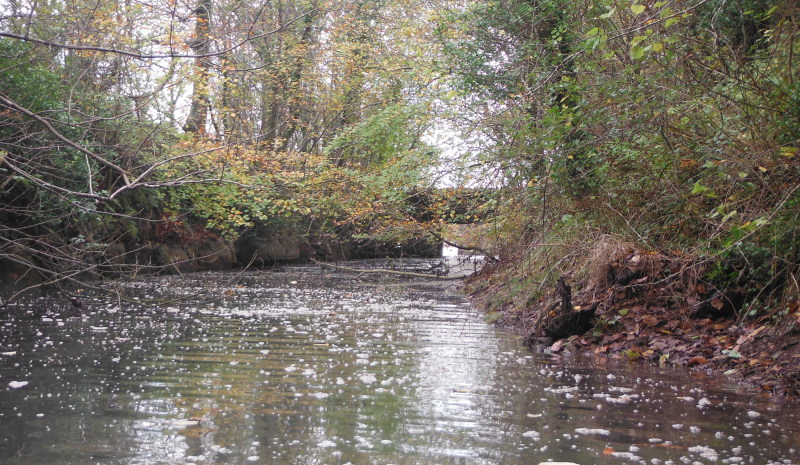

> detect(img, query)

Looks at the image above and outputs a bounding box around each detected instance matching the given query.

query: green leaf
[599,8,615,19]
[722,349,742,359]
[623,349,641,360]
[631,4,646,15]
[720,210,737,223]
[691,181,709,195]
[665,17,680,28]
[630,45,645,60]
[618,308,629,316]
[586,27,600,37]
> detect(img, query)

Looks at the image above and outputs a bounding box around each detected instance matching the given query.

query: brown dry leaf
[650,340,669,351]
[736,325,766,346]
[688,356,708,366]
[711,298,725,310]
[641,315,659,327]
[550,340,564,352]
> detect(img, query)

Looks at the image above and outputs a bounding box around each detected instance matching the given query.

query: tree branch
[0,94,131,185]
[311,259,465,280]
[0,8,318,60]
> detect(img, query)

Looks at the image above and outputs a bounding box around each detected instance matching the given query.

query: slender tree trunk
[183,0,212,135]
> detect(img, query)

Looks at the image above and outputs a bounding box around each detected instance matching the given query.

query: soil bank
[466,249,800,399]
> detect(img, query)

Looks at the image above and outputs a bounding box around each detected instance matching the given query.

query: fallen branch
[424,228,498,263]
[311,259,464,280]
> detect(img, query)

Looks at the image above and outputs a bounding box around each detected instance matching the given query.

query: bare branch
[0,94,132,185]
[0,8,318,60]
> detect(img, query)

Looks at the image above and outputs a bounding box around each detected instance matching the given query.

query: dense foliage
[1,0,798,318]
[437,0,798,319]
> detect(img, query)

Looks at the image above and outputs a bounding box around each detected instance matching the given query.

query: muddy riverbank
[466,250,800,399]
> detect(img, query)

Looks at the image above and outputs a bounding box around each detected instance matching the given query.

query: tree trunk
[183,0,212,135]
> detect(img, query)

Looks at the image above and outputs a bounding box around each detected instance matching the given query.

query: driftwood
[311,259,464,280]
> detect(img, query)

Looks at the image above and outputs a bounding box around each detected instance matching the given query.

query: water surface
[1,261,798,464]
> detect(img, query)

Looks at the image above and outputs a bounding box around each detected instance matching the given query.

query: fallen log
[310,259,465,280]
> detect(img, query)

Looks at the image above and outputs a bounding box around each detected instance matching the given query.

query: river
[1,260,798,464]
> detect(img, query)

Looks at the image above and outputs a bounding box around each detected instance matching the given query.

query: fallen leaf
[641,315,659,327]
[550,340,564,352]
[623,349,641,360]
[687,356,708,366]
[736,325,766,345]
[722,349,742,359]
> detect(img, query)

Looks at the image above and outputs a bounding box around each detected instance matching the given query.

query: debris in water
[523,430,541,440]
[574,428,611,436]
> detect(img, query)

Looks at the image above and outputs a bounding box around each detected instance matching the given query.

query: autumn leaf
[687,356,708,366]
[641,315,659,327]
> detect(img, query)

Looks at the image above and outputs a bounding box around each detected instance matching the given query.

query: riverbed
[1,261,798,464]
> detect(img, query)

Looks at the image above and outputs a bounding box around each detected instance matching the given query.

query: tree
[0,0,465,304]
[436,0,799,313]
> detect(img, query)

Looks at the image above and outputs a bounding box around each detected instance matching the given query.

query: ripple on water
[0,262,798,465]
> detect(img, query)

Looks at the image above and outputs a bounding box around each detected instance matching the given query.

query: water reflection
[1,262,798,464]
